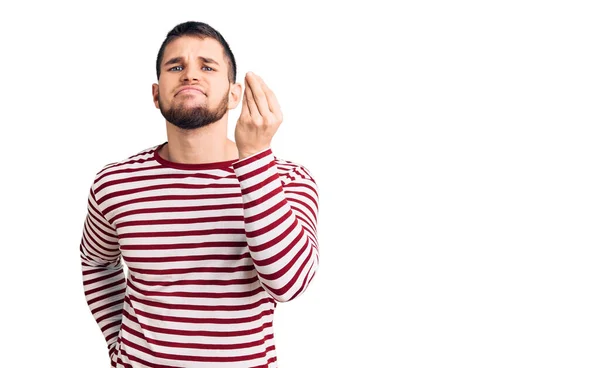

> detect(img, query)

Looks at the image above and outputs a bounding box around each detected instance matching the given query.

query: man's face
[152,36,234,130]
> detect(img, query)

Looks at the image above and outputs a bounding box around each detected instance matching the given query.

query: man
[80,21,319,368]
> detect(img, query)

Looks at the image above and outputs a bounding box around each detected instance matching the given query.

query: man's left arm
[234,71,320,302]
[233,148,319,302]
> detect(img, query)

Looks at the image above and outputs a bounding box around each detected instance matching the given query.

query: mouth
[176,87,206,97]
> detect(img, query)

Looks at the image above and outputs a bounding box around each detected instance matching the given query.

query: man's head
[152,21,242,130]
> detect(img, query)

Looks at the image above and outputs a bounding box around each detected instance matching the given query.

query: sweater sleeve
[232,148,320,302]
[80,187,126,359]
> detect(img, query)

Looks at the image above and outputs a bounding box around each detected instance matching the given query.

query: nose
[181,62,201,83]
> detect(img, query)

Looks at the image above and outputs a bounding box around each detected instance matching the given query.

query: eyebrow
[163,56,220,68]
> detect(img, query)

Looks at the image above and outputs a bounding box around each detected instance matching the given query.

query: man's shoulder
[273,154,317,185]
[90,143,162,191]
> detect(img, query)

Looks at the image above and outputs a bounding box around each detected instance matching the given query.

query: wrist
[238,147,271,160]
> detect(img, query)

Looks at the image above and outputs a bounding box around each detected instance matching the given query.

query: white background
[0,1,599,367]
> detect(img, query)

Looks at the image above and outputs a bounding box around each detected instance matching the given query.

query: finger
[245,76,261,119]
[246,72,271,117]
[257,76,282,118]
[257,76,279,113]
[240,83,249,118]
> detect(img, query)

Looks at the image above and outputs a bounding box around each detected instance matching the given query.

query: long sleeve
[232,148,320,302]
[80,187,126,359]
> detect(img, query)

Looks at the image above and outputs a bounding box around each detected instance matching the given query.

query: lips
[176,87,206,96]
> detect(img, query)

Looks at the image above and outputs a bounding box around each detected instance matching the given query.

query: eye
[168,66,183,71]
[202,66,214,72]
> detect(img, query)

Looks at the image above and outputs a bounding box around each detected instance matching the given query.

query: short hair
[156,21,237,83]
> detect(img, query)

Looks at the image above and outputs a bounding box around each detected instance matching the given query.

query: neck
[159,115,239,164]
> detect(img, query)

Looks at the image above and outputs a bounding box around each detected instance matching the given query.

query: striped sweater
[80,143,319,367]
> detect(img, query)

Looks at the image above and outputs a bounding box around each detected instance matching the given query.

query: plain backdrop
[0,1,599,367]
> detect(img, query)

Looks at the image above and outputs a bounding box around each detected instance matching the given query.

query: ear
[227,82,243,110]
[152,83,160,109]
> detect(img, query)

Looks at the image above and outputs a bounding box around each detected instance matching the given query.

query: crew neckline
[153,142,239,170]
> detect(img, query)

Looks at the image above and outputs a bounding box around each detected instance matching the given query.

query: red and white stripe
[80,144,319,367]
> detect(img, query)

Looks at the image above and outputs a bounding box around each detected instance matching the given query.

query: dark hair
[156,21,237,83]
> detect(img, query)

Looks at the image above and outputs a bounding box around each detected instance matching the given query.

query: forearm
[233,149,319,302]
[81,256,126,353]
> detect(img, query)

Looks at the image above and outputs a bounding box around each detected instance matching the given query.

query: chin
[177,100,208,109]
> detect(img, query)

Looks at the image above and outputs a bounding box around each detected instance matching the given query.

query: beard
[158,90,229,130]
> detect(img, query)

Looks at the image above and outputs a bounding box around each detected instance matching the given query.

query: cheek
[212,84,230,101]
[158,86,172,104]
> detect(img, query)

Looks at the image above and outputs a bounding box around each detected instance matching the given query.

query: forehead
[163,36,225,63]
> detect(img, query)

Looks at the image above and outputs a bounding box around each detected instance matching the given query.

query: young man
[80,21,319,368]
